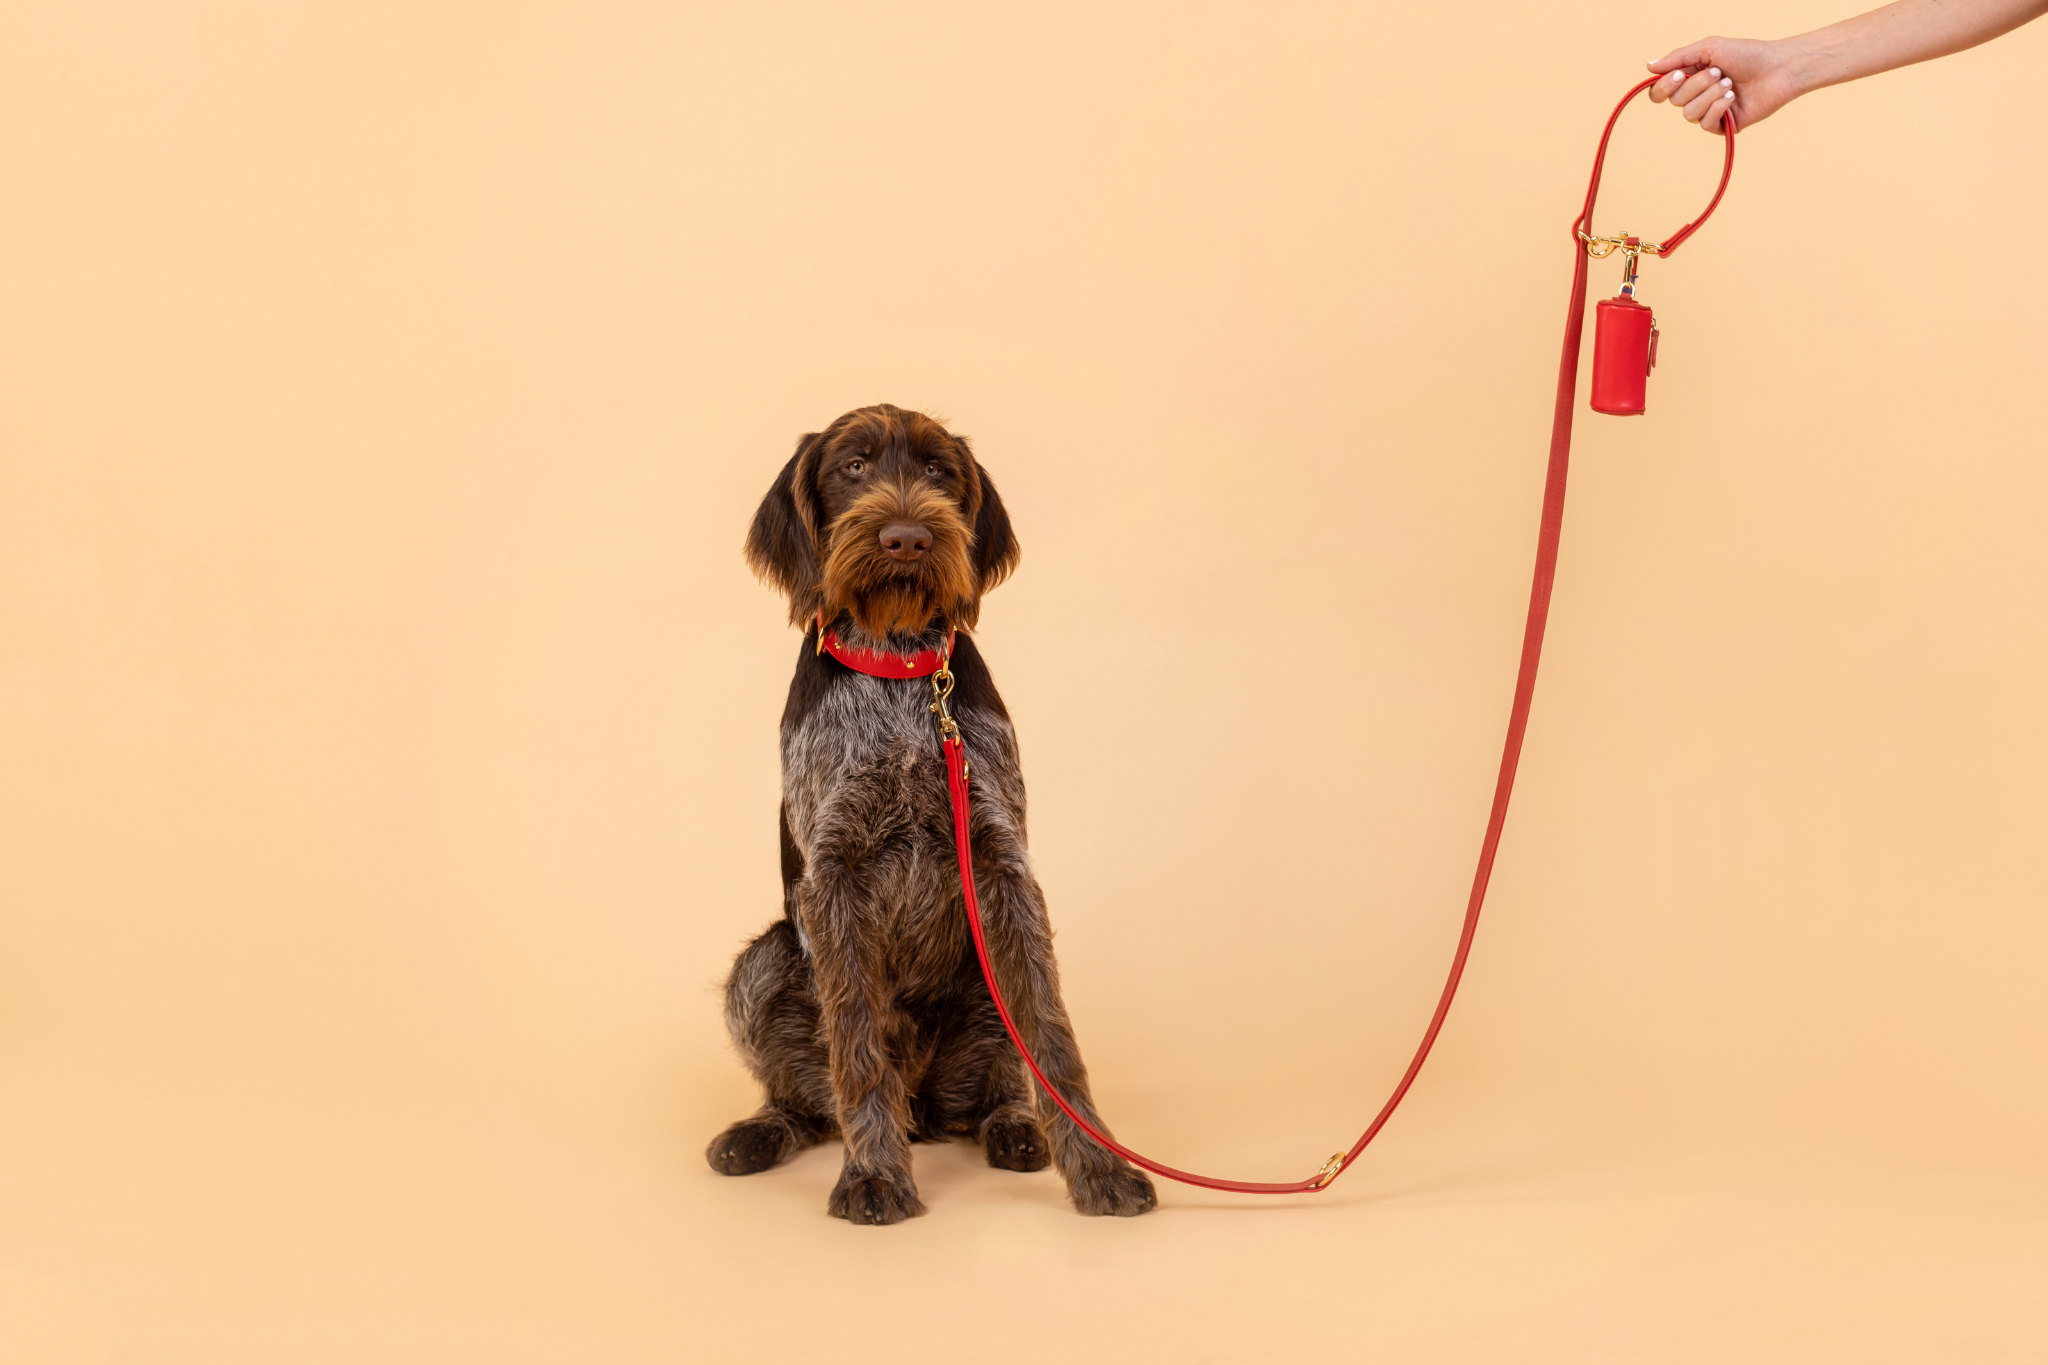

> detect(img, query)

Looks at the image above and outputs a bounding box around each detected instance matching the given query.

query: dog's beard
[820,483,978,640]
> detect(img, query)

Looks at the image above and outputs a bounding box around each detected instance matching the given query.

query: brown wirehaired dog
[709,403,1157,1224]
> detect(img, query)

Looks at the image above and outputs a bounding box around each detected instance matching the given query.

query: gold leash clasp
[1578,229,1660,298]
[1309,1151,1346,1189]
[928,647,968,776]
[1579,230,1622,259]
[928,659,957,741]
[1578,228,1664,258]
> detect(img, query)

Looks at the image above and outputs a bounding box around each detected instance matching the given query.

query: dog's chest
[781,674,953,872]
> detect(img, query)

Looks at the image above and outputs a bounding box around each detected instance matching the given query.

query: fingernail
[1721,77,1733,87]
[1709,67,1720,78]
[1669,71,1685,82]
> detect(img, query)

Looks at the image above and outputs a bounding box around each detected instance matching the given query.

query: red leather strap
[945,82,1736,1195]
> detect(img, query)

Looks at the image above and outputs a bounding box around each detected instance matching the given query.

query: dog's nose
[880,521,932,562]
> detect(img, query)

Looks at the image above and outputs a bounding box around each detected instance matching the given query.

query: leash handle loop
[1576,76,1738,258]
[944,80,1735,1197]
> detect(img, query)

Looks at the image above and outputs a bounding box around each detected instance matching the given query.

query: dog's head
[746,404,1018,639]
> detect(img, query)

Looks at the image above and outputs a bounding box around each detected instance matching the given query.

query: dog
[707,403,1157,1224]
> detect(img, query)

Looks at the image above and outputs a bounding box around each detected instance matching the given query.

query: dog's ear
[970,460,1020,593]
[745,433,826,626]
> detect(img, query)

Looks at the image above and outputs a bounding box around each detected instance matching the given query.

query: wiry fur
[820,479,977,639]
[711,404,1154,1224]
[744,404,1018,633]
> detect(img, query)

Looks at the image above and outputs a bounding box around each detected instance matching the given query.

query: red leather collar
[815,613,954,679]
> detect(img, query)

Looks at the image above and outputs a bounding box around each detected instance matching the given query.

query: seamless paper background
[1,2,2043,1361]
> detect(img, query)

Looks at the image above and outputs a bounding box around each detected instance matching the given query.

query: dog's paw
[705,1116,793,1176]
[984,1116,1050,1172]
[828,1170,926,1226]
[1068,1162,1157,1217]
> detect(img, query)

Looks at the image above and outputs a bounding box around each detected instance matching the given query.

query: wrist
[1772,34,1827,98]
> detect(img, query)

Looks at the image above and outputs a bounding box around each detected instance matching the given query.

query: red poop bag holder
[933,79,1736,1195]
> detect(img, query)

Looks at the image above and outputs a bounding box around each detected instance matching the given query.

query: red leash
[935,80,1735,1195]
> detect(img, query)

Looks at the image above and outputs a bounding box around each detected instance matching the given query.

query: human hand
[1647,37,1802,131]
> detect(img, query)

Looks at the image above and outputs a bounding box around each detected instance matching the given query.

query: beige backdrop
[2,2,2044,1361]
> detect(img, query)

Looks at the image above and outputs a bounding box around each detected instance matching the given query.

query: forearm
[1781,0,2048,96]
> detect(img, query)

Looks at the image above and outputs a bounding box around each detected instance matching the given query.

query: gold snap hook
[928,658,960,741]
[1579,229,1664,265]
[1618,235,1645,298]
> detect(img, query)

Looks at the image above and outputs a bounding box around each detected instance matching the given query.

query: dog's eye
[847,459,866,475]
[924,462,939,477]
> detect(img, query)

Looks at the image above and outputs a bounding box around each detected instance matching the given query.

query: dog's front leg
[798,858,925,1225]
[972,849,1158,1217]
